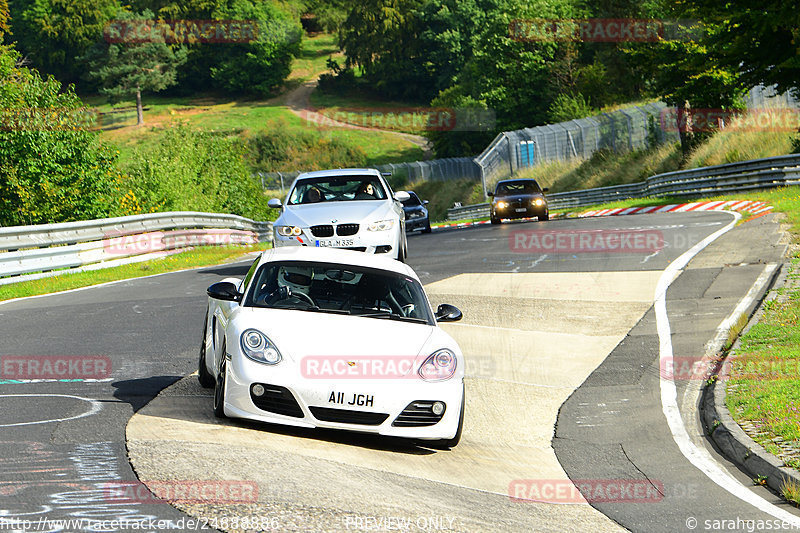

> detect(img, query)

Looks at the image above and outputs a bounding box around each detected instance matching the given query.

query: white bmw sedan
[198,246,465,448]
[268,169,410,261]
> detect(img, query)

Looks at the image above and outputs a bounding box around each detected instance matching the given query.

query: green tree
[0,45,123,226]
[673,0,799,95]
[0,0,9,39]
[84,9,187,125]
[7,0,118,83]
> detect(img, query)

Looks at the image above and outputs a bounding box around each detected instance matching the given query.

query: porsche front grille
[250,384,304,418]
[392,401,445,427]
[309,406,389,426]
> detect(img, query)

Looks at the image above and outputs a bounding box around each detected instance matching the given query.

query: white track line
[655,211,800,525]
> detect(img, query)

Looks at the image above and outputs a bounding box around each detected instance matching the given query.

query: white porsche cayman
[198,246,465,448]
[268,169,410,262]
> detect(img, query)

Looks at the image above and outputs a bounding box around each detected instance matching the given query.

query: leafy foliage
[7,0,118,83]
[119,123,273,221]
[0,45,123,226]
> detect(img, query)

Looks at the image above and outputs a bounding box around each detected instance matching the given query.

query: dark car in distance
[402,191,432,233]
[488,179,549,224]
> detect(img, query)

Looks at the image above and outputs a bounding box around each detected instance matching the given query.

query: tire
[426,385,465,449]
[213,346,228,419]
[490,213,500,225]
[423,222,432,234]
[539,213,549,221]
[198,312,215,388]
[396,234,407,263]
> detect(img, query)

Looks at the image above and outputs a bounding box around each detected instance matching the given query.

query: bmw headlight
[534,198,544,206]
[276,226,302,237]
[367,219,395,231]
[496,201,507,209]
[418,349,457,381]
[240,329,282,365]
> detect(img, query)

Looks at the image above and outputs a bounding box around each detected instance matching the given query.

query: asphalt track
[0,210,794,532]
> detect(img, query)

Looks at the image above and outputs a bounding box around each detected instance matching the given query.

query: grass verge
[0,244,268,303]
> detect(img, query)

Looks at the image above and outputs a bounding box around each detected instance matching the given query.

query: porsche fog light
[241,329,282,365]
[432,402,445,416]
[419,349,457,381]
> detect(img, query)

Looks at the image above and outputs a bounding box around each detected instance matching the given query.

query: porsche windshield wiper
[353,312,428,324]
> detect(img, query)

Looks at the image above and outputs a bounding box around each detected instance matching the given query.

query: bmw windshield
[244,261,434,325]
[288,176,388,205]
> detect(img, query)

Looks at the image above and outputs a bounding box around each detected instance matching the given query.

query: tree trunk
[136,87,144,126]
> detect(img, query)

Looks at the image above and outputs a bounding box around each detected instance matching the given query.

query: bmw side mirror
[268,198,283,209]
[394,191,411,202]
[542,188,549,193]
[207,282,241,302]
[422,200,429,205]
[435,304,462,322]
[486,191,494,197]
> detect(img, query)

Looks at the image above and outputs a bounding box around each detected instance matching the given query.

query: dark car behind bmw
[402,191,432,233]
[488,179,549,224]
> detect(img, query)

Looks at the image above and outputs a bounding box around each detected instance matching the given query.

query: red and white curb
[580,200,773,218]
[430,200,772,231]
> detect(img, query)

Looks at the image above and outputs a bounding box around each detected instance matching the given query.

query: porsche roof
[257,246,418,279]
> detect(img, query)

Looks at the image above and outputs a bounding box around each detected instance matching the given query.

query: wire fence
[257,157,481,195]
[258,85,798,196]
[473,102,678,195]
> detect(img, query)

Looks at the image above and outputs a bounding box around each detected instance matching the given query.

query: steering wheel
[267,286,317,307]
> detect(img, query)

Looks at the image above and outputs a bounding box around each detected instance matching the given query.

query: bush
[547,93,594,123]
[0,45,123,226]
[119,124,274,221]
[246,122,367,171]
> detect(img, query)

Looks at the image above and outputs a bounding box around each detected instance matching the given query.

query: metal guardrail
[0,212,273,285]
[447,154,800,220]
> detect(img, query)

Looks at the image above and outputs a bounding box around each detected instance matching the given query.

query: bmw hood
[278,202,394,227]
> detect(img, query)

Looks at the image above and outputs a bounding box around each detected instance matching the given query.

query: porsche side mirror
[268,198,283,209]
[435,304,462,322]
[207,282,241,302]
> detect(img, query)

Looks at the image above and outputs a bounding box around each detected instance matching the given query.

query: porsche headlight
[368,219,395,231]
[240,329,282,365]
[418,349,457,381]
[276,226,302,237]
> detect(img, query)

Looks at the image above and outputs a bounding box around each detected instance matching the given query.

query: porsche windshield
[288,176,388,205]
[245,261,434,325]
